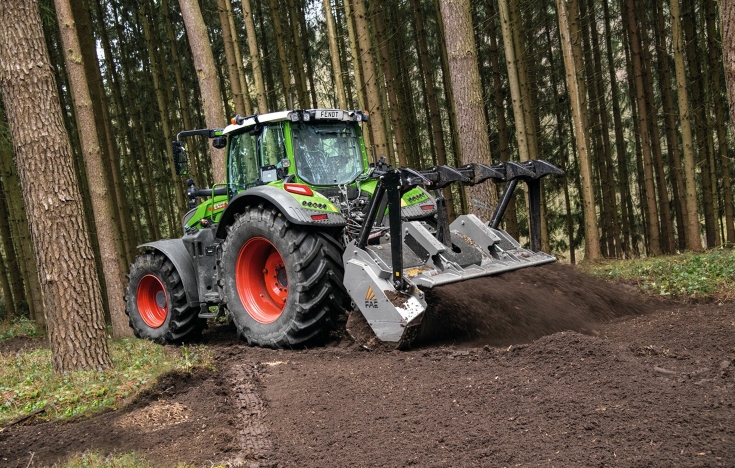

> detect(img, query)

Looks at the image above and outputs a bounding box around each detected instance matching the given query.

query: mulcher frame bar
[356,159,563,293]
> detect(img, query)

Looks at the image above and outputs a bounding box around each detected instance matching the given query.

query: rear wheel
[125,252,204,344]
[220,204,346,347]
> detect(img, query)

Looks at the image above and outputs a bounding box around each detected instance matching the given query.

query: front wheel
[125,252,204,344]
[220,204,346,347]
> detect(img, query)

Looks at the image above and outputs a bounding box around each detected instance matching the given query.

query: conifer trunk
[623,0,662,256]
[179,0,227,181]
[55,0,132,338]
[0,0,112,371]
[438,0,497,219]
[671,0,703,251]
[556,0,601,261]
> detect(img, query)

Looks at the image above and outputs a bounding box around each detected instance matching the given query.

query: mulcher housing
[125,109,562,348]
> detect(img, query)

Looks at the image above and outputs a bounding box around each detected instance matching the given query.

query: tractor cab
[223,109,371,192]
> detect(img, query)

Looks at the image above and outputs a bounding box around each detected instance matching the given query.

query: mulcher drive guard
[343,159,562,346]
[124,108,562,349]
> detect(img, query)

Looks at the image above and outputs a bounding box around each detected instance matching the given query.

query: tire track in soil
[229,363,273,466]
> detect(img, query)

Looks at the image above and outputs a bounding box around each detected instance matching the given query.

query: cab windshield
[291,123,363,186]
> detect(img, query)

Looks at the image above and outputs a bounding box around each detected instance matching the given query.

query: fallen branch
[2,406,47,428]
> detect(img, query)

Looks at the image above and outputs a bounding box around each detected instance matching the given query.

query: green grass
[583,249,735,300]
[0,339,213,425]
[58,451,217,468]
[0,316,40,341]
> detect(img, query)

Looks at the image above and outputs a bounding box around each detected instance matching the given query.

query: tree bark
[438,0,497,220]
[682,0,716,248]
[624,0,662,256]
[707,0,735,245]
[413,0,455,217]
[352,0,390,161]
[323,0,347,109]
[653,0,688,251]
[497,0,530,162]
[217,0,247,115]
[556,0,601,261]
[55,0,132,338]
[0,0,112,371]
[269,0,293,108]
[671,0,703,251]
[242,0,268,113]
[179,0,227,181]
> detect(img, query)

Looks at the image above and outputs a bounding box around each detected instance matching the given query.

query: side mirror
[172,140,188,175]
[212,136,227,149]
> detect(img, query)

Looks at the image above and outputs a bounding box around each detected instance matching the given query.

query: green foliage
[584,250,735,299]
[0,339,213,425]
[0,316,40,341]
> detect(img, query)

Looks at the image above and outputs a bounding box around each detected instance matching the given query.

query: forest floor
[1,264,734,467]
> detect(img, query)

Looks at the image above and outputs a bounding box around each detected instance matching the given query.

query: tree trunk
[352,0,390,161]
[0,0,111,371]
[707,0,735,245]
[179,0,227,181]
[601,0,632,256]
[556,0,601,261]
[653,0,688,251]
[323,0,347,109]
[55,0,132,338]
[497,0,530,162]
[269,0,293,108]
[0,112,44,325]
[373,4,406,166]
[637,3,675,254]
[343,0,365,111]
[217,0,247,115]
[671,0,703,251]
[241,0,268,114]
[486,0,518,237]
[412,0,455,217]
[286,0,308,109]
[624,0,662,256]
[682,0,716,248]
[438,0,497,220]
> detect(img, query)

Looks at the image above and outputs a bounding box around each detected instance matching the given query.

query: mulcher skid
[344,159,562,346]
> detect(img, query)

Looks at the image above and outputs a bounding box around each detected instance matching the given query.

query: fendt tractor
[125,109,562,348]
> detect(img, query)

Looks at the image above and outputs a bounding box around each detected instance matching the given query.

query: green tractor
[125,109,562,348]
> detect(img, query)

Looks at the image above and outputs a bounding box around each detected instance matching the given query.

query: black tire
[220,204,346,348]
[125,252,205,344]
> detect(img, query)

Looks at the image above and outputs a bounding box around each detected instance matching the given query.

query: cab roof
[222,109,369,135]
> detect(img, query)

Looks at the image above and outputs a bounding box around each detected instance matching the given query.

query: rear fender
[138,239,199,308]
[215,185,346,239]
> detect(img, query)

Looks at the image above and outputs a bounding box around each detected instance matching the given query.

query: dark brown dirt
[1,266,734,467]
[0,335,46,355]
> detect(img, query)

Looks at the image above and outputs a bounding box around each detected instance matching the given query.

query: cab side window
[259,124,285,167]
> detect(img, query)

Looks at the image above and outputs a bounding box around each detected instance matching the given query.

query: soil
[0,335,46,355]
[1,264,734,467]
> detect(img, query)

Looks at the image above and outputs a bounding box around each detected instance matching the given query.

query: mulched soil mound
[417,262,649,347]
[1,270,733,467]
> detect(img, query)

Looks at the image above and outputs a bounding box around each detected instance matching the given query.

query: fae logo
[365,286,379,309]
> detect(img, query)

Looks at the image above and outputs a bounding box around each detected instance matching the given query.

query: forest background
[1,0,735,371]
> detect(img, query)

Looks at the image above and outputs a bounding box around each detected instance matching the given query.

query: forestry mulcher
[125,109,562,348]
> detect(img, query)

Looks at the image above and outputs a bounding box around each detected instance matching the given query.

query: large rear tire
[125,252,204,344]
[220,204,346,347]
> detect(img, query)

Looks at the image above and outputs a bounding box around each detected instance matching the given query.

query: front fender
[215,185,346,239]
[138,239,199,308]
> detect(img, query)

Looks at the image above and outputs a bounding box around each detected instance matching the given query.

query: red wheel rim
[137,275,168,328]
[235,237,288,324]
